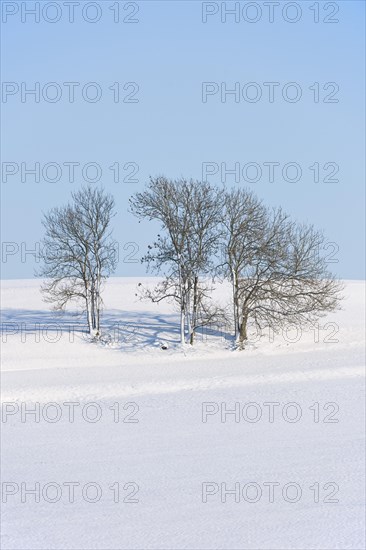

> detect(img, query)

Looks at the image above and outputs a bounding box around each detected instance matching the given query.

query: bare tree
[130,176,223,344]
[220,188,267,340]
[38,186,117,336]
[182,180,225,343]
[221,191,343,348]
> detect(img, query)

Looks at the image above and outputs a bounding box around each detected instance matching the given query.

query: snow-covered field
[1,278,365,550]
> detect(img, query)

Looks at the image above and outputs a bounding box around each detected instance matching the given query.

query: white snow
[1,278,365,549]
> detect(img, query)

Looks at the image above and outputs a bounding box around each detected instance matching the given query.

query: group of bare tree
[39,178,342,348]
[129,177,225,345]
[130,177,342,348]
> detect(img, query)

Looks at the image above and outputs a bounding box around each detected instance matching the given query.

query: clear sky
[1,0,365,279]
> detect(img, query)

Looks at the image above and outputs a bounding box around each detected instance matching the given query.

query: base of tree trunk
[236,338,248,351]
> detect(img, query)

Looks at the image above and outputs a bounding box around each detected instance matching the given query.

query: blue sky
[1,0,365,279]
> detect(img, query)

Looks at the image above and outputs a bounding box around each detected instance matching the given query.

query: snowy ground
[1,278,365,550]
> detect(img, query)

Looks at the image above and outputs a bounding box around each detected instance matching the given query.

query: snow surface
[1,278,365,549]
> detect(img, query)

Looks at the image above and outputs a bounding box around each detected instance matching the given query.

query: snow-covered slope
[1,278,365,549]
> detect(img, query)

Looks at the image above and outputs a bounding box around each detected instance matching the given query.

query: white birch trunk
[232,268,239,340]
[180,308,185,345]
[86,294,93,335]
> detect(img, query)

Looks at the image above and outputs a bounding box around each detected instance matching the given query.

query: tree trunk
[238,309,248,348]
[95,276,101,335]
[95,265,102,335]
[96,307,100,334]
[232,269,240,339]
[180,306,185,345]
[90,289,96,331]
[186,284,192,344]
[190,276,199,345]
[85,295,93,335]
[178,257,186,345]
[95,292,100,334]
